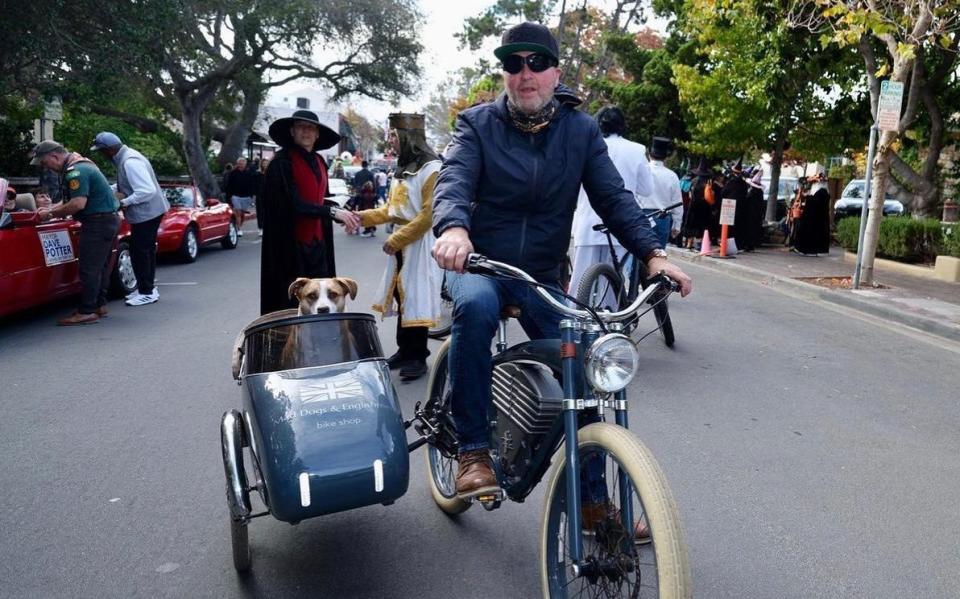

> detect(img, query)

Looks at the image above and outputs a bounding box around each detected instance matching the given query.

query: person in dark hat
[682,157,718,250]
[721,156,750,252]
[637,136,683,247]
[432,21,693,533]
[258,110,361,314]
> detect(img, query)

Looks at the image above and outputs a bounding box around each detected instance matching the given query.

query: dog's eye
[327,291,340,299]
[307,292,319,301]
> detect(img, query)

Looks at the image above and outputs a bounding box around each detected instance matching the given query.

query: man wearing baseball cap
[91,131,169,306]
[431,22,693,531]
[32,139,120,325]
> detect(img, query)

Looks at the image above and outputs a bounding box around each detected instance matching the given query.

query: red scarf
[290,150,327,243]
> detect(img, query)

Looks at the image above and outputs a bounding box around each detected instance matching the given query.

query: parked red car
[0,195,137,318]
[157,183,238,262]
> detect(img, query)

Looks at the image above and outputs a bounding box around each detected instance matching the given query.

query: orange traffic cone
[699,230,713,255]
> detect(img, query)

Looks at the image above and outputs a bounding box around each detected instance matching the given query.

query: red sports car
[157,183,238,262]
[0,196,136,319]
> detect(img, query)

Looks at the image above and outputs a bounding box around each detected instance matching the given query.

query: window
[164,187,195,208]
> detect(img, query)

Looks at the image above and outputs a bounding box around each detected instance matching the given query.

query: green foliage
[457,0,557,50]
[836,216,945,262]
[0,98,40,177]
[942,226,960,258]
[589,33,690,150]
[835,216,862,251]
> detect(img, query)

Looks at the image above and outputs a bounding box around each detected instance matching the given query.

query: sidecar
[221,310,409,571]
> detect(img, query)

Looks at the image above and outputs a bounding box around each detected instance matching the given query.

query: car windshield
[164,187,195,208]
[841,180,897,201]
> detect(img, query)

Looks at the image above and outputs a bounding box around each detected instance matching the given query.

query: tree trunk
[859,130,898,285]
[217,80,263,170]
[177,83,221,199]
[765,135,786,223]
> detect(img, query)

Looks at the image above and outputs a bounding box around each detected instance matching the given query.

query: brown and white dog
[287,277,359,315]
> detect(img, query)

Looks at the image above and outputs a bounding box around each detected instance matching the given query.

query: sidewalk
[668,244,960,344]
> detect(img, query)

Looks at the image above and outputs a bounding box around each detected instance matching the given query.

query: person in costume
[258,110,360,314]
[682,157,718,250]
[356,113,443,381]
[722,157,749,250]
[740,168,765,251]
[791,170,831,255]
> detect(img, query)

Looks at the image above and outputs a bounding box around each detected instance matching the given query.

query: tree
[422,67,495,149]
[790,0,960,283]
[673,0,863,221]
[342,109,384,159]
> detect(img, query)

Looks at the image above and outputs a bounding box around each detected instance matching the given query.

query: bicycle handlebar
[591,201,684,232]
[464,254,677,322]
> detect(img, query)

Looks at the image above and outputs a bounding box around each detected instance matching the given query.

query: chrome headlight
[584,333,639,393]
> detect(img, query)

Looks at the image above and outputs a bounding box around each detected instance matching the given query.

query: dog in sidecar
[222,309,410,572]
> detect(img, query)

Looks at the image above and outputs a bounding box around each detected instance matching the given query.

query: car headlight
[584,333,639,393]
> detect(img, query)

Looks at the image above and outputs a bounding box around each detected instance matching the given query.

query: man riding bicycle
[431,22,693,526]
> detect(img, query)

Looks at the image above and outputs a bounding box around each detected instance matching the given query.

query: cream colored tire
[423,339,471,515]
[539,423,691,598]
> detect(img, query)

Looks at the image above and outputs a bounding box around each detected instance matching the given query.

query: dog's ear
[335,277,359,300]
[288,277,310,300]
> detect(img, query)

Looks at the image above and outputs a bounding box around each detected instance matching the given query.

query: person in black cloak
[259,110,361,314]
[741,168,765,251]
[722,157,749,248]
[682,157,719,250]
[791,171,831,255]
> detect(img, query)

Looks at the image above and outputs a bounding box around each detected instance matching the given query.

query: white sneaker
[125,290,139,301]
[149,288,159,300]
[237,230,244,237]
[126,293,158,306]
[258,230,263,237]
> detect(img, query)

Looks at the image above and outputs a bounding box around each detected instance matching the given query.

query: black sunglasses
[501,53,557,75]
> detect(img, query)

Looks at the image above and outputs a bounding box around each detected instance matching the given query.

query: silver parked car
[834,179,904,220]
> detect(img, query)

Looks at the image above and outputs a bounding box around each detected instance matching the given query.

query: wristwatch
[644,248,669,264]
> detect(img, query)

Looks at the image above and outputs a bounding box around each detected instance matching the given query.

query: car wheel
[110,241,138,297]
[221,221,239,249]
[178,226,199,263]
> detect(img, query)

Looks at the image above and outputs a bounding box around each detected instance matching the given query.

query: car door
[196,187,230,241]
[0,214,81,317]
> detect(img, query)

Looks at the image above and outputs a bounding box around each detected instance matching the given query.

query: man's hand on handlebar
[432,226,474,272]
[647,257,692,297]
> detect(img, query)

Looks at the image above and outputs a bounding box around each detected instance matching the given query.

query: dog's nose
[317,306,330,314]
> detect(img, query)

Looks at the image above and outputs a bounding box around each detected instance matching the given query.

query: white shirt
[636,159,683,231]
[572,134,653,247]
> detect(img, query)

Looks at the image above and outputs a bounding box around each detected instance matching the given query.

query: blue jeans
[446,272,607,503]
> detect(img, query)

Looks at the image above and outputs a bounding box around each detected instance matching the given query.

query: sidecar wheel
[423,341,470,515]
[230,516,251,573]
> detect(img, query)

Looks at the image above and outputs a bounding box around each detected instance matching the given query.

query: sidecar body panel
[239,313,409,522]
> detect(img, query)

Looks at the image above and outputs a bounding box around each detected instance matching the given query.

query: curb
[669,248,960,344]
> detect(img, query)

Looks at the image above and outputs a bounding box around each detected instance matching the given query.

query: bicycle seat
[500,305,522,320]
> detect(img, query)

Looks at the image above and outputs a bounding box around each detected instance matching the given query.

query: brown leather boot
[581,502,651,545]
[455,449,500,499]
[58,312,99,326]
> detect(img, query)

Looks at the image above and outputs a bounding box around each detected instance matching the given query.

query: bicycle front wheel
[575,263,625,312]
[423,340,471,515]
[653,299,675,348]
[539,423,691,598]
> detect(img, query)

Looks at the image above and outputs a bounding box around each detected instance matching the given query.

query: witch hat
[700,229,713,255]
[691,157,714,177]
[730,156,744,175]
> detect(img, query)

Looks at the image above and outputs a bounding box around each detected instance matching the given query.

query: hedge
[835,216,950,262]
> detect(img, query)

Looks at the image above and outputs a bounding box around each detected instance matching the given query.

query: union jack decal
[300,375,365,404]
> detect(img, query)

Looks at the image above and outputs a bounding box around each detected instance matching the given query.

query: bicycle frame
[422,255,673,570]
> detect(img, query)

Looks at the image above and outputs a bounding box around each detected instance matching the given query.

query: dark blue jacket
[433,88,660,282]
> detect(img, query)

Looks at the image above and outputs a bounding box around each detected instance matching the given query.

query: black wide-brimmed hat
[691,157,715,177]
[649,137,674,160]
[268,110,340,151]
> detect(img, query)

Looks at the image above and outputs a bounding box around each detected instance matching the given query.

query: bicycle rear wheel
[575,263,624,312]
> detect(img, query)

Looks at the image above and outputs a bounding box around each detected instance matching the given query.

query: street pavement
[1,225,959,598]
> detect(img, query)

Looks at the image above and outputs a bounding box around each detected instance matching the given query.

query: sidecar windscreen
[242,313,383,375]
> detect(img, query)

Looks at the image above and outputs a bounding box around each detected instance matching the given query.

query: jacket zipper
[521,133,538,267]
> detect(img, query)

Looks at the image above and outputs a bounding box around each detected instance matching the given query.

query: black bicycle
[574,203,682,348]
